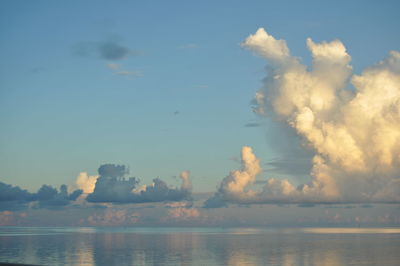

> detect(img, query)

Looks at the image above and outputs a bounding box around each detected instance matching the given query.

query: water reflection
[0,227,399,265]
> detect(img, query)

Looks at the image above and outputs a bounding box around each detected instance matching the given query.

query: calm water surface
[1,227,399,265]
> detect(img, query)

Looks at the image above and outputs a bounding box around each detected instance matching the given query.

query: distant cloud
[114,70,143,77]
[106,63,120,70]
[74,172,98,194]
[0,210,27,226]
[244,122,262,127]
[0,182,32,202]
[98,41,130,60]
[86,164,192,203]
[81,208,140,226]
[164,202,192,208]
[166,207,200,221]
[105,63,143,78]
[72,40,134,61]
[203,193,227,208]
[0,181,82,210]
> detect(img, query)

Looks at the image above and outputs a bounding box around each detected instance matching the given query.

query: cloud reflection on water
[0,227,399,265]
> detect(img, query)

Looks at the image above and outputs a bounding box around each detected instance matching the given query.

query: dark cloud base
[0,182,82,210]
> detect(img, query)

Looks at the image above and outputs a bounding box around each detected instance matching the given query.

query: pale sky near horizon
[1,0,400,194]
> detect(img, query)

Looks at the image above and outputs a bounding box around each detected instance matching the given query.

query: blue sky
[1,0,400,228]
[1,0,399,194]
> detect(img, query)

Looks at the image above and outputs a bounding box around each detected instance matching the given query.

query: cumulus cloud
[241,28,292,65]
[86,164,192,203]
[34,184,83,208]
[0,181,82,209]
[75,172,98,194]
[0,182,33,202]
[205,147,262,207]
[208,28,400,204]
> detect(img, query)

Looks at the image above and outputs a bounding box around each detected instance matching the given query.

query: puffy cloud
[34,184,83,208]
[204,147,260,206]
[137,178,191,203]
[0,182,33,202]
[0,181,82,209]
[219,146,261,199]
[217,28,400,204]
[241,28,290,64]
[75,172,98,194]
[86,164,192,203]
[205,147,262,207]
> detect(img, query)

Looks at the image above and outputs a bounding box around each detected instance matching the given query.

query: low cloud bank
[0,181,82,208]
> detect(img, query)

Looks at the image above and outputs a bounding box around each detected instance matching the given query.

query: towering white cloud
[207,28,400,205]
[241,28,291,64]
[75,172,98,194]
[180,171,192,191]
[219,146,262,201]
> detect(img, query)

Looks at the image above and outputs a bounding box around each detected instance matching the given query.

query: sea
[0,227,399,265]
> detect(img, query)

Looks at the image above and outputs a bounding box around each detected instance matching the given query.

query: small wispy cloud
[105,63,143,78]
[72,40,135,61]
[98,41,131,60]
[244,122,262,127]
[106,63,120,70]
[114,70,143,77]
[177,43,199,50]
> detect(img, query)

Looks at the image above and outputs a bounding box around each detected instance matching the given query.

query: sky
[1,0,400,226]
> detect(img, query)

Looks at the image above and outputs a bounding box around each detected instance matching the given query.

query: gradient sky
[1,0,400,227]
[2,0,399,192]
